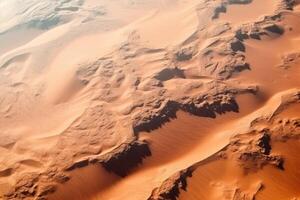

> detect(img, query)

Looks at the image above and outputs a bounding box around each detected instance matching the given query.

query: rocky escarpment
[223,131,285,172]
[66,140,151,177]
[96,141,151,177]
[146,89,300,200]
[132,90,245,133]
[148,169,193,200]
[146,113,300,200]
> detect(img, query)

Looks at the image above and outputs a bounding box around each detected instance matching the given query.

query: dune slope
[0,0,300,200]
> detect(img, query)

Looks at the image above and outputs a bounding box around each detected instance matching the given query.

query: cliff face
[0,0,300,200]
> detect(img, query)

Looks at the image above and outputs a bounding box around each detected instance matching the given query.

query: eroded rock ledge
[147,114,300,200]
[148,169,193,200]
[146,88,300,200]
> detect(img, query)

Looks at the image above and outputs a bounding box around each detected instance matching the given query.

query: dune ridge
[0,0,300,200]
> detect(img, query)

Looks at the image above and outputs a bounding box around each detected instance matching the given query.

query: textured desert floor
[0,0,300,200]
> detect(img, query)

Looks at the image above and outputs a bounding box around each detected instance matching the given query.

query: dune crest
[0,0,300,200]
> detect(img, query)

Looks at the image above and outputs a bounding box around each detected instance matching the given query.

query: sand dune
[0,0,300,200]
